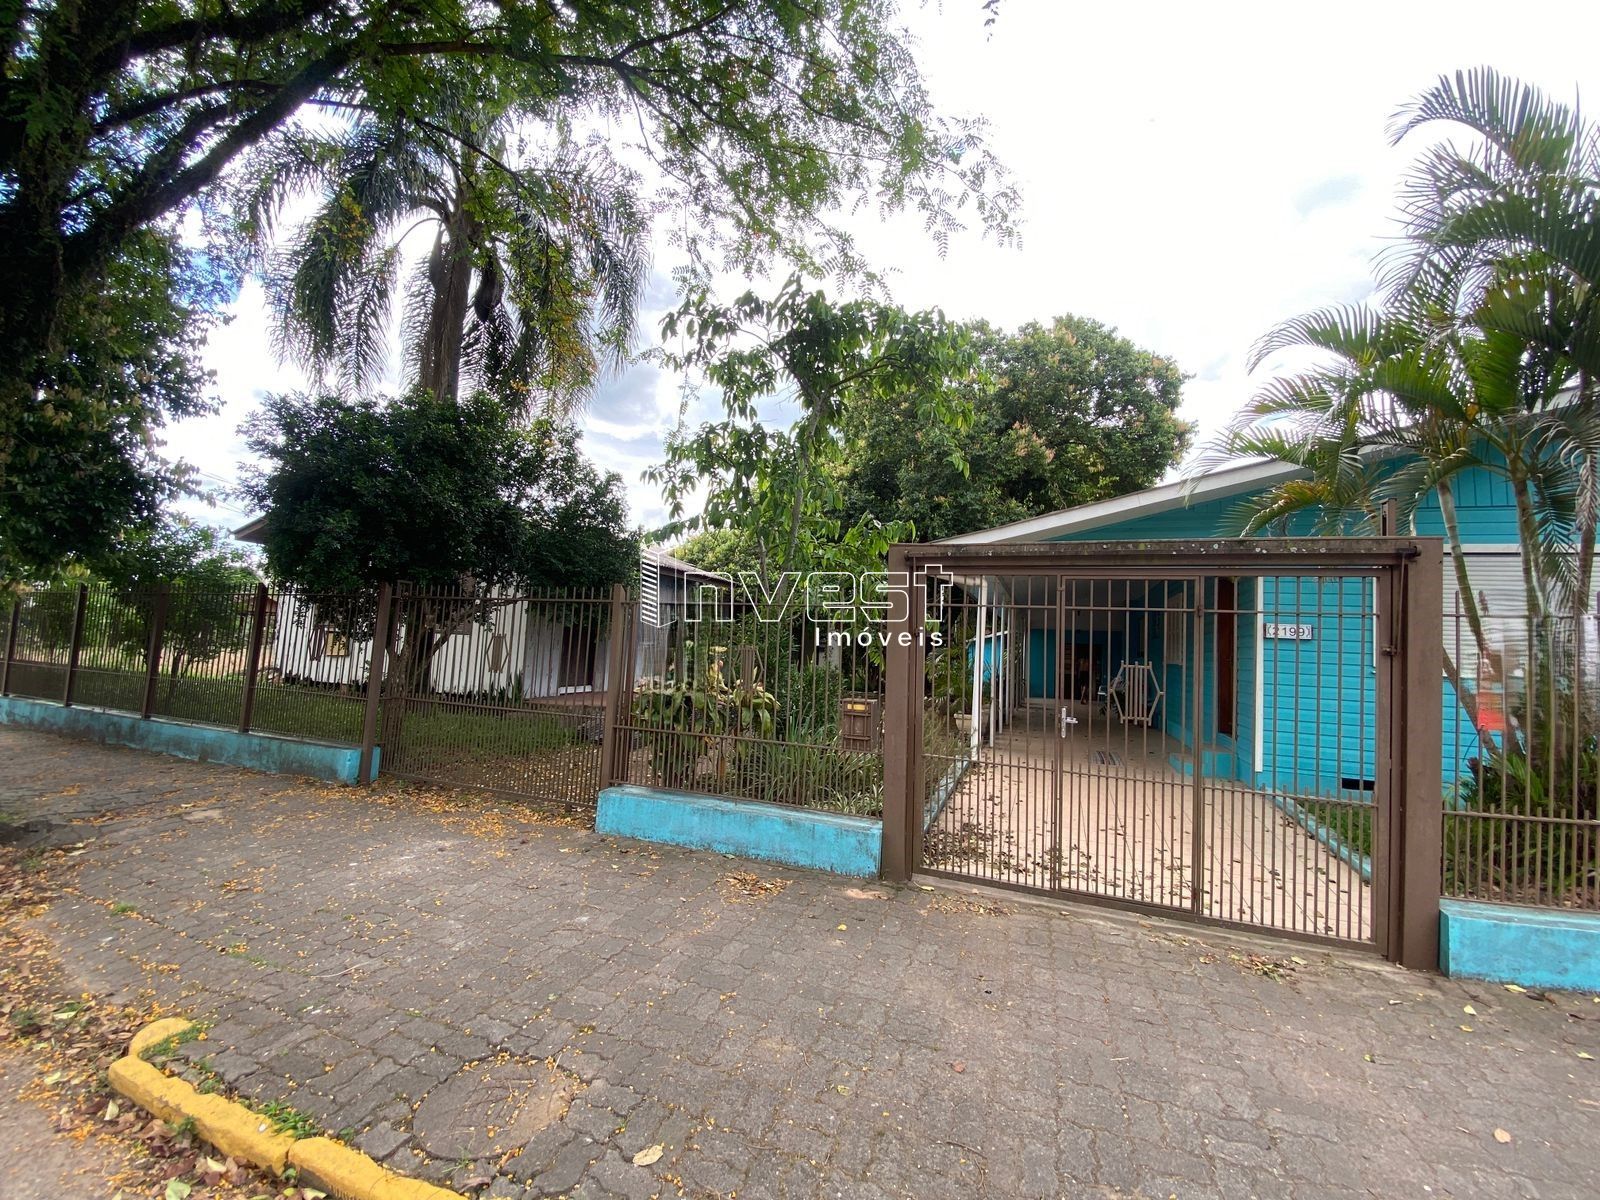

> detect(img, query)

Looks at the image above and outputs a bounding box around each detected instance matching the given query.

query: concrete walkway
[2,728,1596,1200]
[930,721,1371,942]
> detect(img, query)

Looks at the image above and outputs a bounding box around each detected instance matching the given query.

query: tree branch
[93,79,281,135]
[67,43,358,279]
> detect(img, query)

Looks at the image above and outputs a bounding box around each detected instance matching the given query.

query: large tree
[647,277,981,582]
[1,1,1017,568]
[241,384,635,716]
[238,82,648,407]
[240,386,633,594]
[840,315,1191,541]
[0,228,226,582]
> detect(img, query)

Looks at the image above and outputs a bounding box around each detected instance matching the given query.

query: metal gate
[883,540,1443,968]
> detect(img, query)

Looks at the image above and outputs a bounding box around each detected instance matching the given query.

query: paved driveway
[2,728,1596,1199]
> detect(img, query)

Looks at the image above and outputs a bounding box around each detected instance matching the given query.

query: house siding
[1029,462,1522,796]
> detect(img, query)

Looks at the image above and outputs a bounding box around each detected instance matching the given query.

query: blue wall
[1038,462,1514,798]
[596,785,882,877]
[1026,626,1057,699]
[1441,899,1600,991]
[0,697,378,785]
[1256,575,1376,796]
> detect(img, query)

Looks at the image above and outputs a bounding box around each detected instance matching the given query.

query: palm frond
[1388,67,1580,176]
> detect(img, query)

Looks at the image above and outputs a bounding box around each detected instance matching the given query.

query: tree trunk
[1437,478,1493,665]
[1572,372,1596,619]
[780,388,831,571]
[417,180,476,403]
[165,650,185,703]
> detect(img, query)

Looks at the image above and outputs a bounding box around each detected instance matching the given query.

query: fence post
[1,597,19,695]
[598,583,631,790]
[357,582,392,786]
[140,585,170,719]
[1390,538,1444,972]
[238,583,270,733]
[881,546,922,882]
[61,583,88,707]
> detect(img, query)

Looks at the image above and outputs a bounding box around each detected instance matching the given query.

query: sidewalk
[3,727,1596,1199]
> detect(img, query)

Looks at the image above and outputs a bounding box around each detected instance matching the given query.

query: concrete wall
[1440,899,1600,992]
[596,785,882,877]
[0,696,377,785]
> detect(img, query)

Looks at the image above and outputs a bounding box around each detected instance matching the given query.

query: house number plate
[1262,622,1314,640]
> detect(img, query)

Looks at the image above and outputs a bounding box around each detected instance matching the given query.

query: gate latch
[1059,706,1078,737]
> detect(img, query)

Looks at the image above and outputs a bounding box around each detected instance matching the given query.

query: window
[559,624,598,689]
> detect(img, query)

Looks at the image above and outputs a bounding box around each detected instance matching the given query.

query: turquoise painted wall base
[1440,898,1600,992]
[0,696,378,785]
[596,784,882,878]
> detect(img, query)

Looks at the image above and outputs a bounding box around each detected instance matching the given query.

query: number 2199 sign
[1262,622,1313,641]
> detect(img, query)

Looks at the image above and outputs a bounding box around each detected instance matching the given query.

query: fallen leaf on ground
[1463,1004,1477,1016]
[632,1144,664,1166]
[717,871,789,902]
[1493,1128,1512,1144]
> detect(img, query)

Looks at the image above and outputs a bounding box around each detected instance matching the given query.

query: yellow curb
[129,1016,196,1059]
[108,1055,298,1173]
[109,1020,463,1200]
[289,1137,463,1200]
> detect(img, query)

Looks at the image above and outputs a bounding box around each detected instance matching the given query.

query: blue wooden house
[942,457,1543,802]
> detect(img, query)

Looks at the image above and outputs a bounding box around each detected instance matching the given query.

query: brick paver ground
[2,727,1597,1199]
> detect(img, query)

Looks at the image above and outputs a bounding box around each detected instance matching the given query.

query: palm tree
[238,90,649,411]
[1386,67,1600,608]
[1207,69,1600,852]
[1210,298,1584,724]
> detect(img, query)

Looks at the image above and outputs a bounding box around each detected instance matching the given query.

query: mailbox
[839,695,881,751]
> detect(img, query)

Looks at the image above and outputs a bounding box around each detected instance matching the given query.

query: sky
[168,0,1600,541]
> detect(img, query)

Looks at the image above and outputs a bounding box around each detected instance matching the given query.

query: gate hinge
[1381,644,1399,658]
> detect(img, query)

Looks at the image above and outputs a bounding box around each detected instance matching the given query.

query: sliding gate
[882,540,1443,968]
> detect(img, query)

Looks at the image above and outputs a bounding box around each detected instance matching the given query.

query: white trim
[939,458,1308,545]
[970,577,989,763]
[1253,576,1265,769]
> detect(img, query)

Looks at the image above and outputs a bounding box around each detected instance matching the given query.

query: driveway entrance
[883,539,1444,969]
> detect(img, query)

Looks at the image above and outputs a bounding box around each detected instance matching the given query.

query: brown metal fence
[882,539,1446,969]
[7,557,1594,921]
[607,592,888,816]
[1442,599,1600,911]
[377,586,612,807]
[1,582,371,741]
